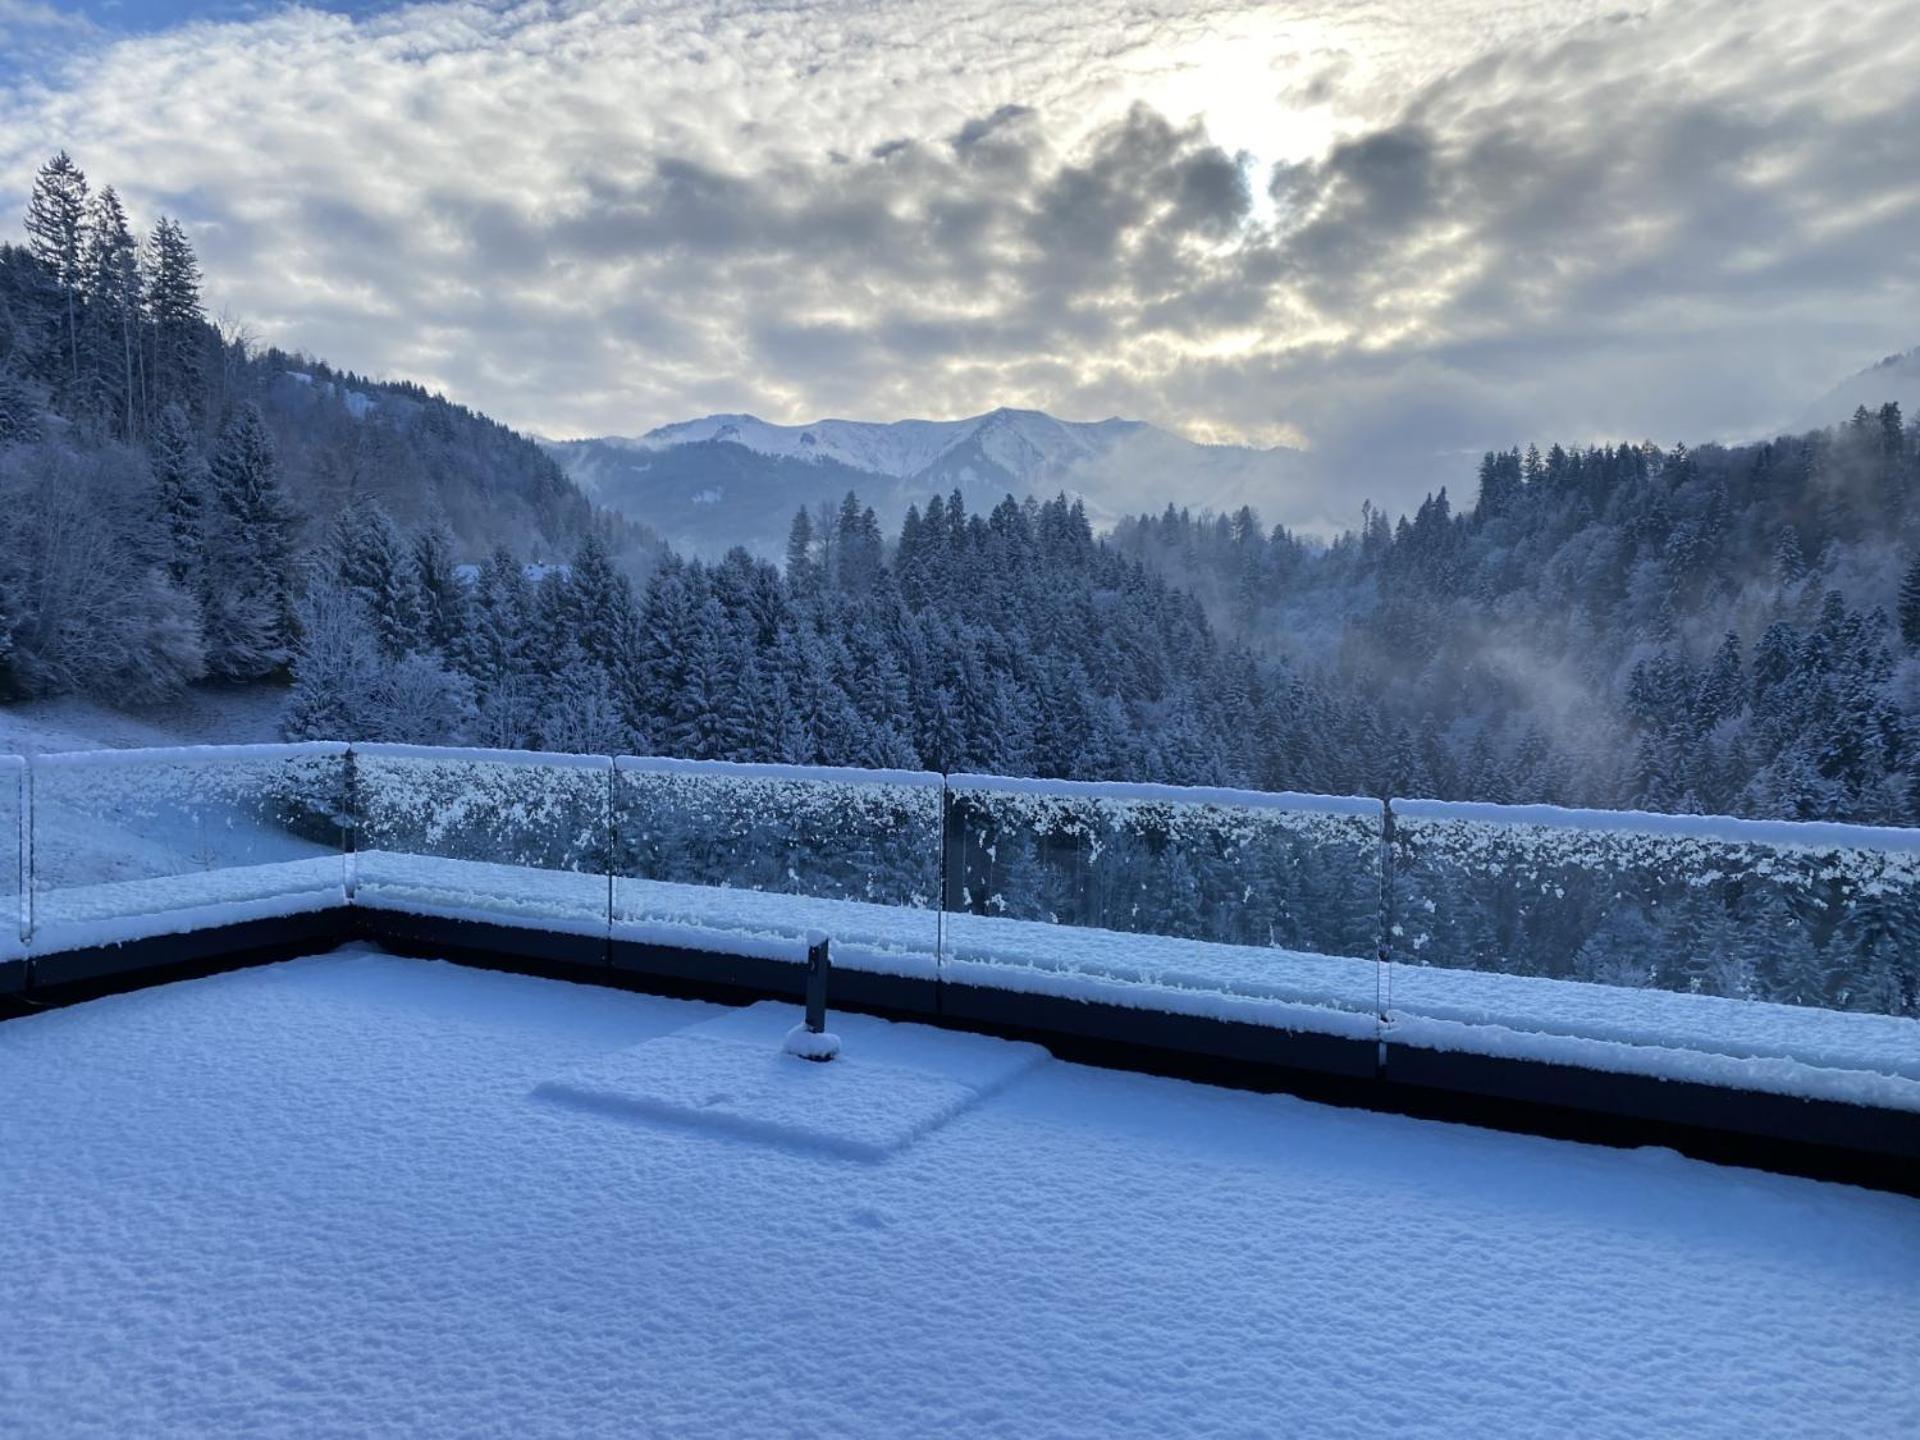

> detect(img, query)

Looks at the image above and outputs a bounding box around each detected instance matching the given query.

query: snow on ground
[0,688,288,755]
[0,947,1915,1439]
[537,1000,1049,1160]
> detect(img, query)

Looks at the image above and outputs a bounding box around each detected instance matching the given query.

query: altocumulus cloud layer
[1,0,1916,524]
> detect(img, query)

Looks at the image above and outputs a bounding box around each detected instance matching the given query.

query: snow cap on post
[783,1024,842,1062]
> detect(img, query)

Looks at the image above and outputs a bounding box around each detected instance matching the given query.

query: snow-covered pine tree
[764,670,810,765]
[1771,524,1807,586]
[729,654,784,762]
[0,240,61,407]
[1899,559,1920,652]
[0,442,205,703]
[202,401,299,680]
[328,501,425,660]
[462,547,533,689]
[144,216,205,418]
[1693,632,1745,731]
[1826,882,1920,1016]
[0,370,44,446]
[148,403,207,588]
[917,685,965,773]
[411,523,466,657]
[284,579,382,740]
[634,556,696,741]
[1571,903,1660,988]
[782,625,864,766]
[78,186,143,439]
[666,598,735,758]
[539,642,628,756]
[564,529,640,687]
[1770,925,1831,1009]
[999,834,1063,925]
[373,651,475,745]
[1669,889,1735,994]
[22,152,88,396]
[983,675,1035,776]
[458,548,538,747]
[784,508,818,599]
[530,568,585,699]
[1160,851,1206,940]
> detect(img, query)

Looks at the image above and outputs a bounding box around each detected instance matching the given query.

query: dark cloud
[1168,145,1250,235]
[951,103,1034,150]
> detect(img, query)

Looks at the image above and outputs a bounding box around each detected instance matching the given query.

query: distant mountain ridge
[547,407,1308,558]
[1793,347,1920,434]
[634,407,1152,481]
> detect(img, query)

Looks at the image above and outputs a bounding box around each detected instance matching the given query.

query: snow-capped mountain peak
[634,407,1154,484]
[551,405,1308,560]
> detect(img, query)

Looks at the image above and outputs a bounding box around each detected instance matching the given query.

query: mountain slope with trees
[0,151,650,705]
[1114,412,1920,823]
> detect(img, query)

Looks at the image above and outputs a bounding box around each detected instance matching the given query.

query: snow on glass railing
[941,775,1385,1032]
[612,757,943,975]
[2,756,23,964]
[25,743,348,953]
[1385,800,1920,1102]
[7,740,1915,1106]
[352,744,613,935]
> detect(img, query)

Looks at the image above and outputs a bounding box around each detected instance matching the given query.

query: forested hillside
[287,409,1920,841]
[1115,416,1920,821]
[0,152,645,705]
[286,490,1251,779]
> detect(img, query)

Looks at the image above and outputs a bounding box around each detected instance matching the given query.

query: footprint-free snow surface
[1,949,1916,1438]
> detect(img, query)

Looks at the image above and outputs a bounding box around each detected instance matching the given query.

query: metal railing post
[805,933,831,1034]
[936,775,951,995]
[605,758,616,954]
[342,744,359,905]
[16,756,30,955]
[782,931,841,1062]
[1378,796,1396,1070]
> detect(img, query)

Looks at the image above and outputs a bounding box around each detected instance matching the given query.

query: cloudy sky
[2,0,1916,525]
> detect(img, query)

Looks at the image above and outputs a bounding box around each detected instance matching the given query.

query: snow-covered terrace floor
[3,949,1917,1438]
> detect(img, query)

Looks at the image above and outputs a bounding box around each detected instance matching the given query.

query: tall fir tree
[327,501,424,660]
[22,151,89,395]
[784,508,818,598]
[411,523,466,656]
[78,185,142,437]
[201,402,298,680]
[148,402,208,588]
[1899,558,1920,652]
[144,216,206,419]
